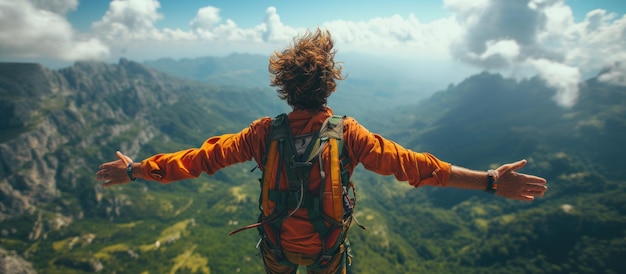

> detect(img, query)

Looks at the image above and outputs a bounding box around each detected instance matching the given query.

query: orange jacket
[140,107,451,254]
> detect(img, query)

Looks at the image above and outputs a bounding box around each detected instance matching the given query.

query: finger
[498,159,527,175]
[528,185,548,193]
[96,170,112,180]
[523,187,546,196]
[523,176,548,185]
[96,168,105,175]
[507,159,527,172]
[511,171,547,185]
[99,162,115,170]
[96,171,112,181]
[116,151,130,165]
[524,182,548,188]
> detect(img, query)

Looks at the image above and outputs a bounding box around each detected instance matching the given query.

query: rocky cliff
[0,60,175,223]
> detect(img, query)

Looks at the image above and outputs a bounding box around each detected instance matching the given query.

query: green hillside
[0,60,625,274]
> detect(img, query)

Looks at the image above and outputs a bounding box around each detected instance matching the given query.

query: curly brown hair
[269,28,345,111]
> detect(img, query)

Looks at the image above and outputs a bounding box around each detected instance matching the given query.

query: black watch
[485,169,498,194]
[127,162,137,181]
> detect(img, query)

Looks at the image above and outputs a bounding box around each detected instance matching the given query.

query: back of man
[259,108,345,255]
[256,107,351,273]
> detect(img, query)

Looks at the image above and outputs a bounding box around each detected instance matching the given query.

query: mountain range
[0,56,624,273]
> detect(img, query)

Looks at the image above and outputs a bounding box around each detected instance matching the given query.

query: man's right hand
[494,160,548,201]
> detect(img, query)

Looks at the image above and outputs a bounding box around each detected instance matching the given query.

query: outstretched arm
[447,159,548,201]
[96,120,269,187]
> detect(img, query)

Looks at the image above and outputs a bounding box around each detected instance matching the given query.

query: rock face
[0,60,180,221]
[0,248,37,274]
[0,60,198,272]
[1,63,67,220]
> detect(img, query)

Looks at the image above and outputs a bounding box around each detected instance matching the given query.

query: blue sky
[67,1,450,31]
[1,0,625,107]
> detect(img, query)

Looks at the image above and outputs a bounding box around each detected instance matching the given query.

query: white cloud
[84,1,461,61]
[465,39,521,68]
[190,6,221,36]
[598,62,626,87]
[527,58,580,108]
[484,40,520,60]
[162,28,196,41]
[443,0,626,106]
[0,0,108,61]
[262,7,297,42]
[322,14,460,59]
[447,0,545,68]
[92,0,163,41]
[566,12,626,79]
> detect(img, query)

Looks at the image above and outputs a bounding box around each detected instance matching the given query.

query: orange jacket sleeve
[343,117,451,187]
[139,118,272,183]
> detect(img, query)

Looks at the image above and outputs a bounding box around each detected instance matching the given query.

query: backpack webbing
[262,113,353,267]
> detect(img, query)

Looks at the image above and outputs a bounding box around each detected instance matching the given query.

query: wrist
[485,169,498,194]
[126,162,137,181]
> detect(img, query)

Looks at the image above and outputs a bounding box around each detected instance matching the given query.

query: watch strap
[126,162,137,181]
[485,169,498,194]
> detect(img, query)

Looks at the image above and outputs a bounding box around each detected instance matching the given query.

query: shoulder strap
[320,115,344,140]
[268,113,291,141]
[321,115,350,186]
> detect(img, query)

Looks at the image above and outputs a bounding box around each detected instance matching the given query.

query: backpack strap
[320,115,350,186]
[319,115,346,221]
[261,113,291,217]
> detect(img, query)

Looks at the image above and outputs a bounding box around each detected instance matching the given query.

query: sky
[0,0,625,107]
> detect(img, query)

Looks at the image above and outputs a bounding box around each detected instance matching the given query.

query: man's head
[269,28,345,111]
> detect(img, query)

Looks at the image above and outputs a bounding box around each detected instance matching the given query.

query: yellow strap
[329,138,343,221]
[262,140,279,216]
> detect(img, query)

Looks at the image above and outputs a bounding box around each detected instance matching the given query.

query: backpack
[229,113,364,266]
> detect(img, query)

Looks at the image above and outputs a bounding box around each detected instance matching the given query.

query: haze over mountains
[142,52,476,113]
[0,56,624,273]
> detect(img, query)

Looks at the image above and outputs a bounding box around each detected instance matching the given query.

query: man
[96,28,547,274]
